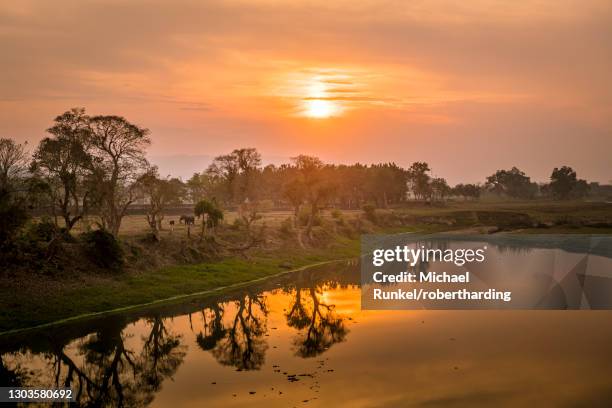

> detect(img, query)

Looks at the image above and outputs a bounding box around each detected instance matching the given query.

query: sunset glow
[303,99,339,118]
[0,1,611,183]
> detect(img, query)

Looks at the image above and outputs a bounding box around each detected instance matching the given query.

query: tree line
[0,107,607,245]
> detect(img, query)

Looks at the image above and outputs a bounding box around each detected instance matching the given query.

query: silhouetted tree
[31,108,92,230]
[286,280,347,358]
[210,294,269,370]
[194,199,223,237]
[88,115,151,236]
[486,167,535,199]
[407,162,431,200]
[550,166,577,200]
[0,138,28,190]
[137,166,185,238]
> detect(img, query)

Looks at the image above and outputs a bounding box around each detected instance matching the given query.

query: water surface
[2,249,612,407]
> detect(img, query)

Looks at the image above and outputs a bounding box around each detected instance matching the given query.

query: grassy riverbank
[0,237,363,334]
[2,201,611,334]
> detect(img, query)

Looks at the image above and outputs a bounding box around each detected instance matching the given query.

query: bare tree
[0,138,28,190]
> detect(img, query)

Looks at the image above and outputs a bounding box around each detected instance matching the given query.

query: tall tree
[292,155,334,239]
[233,147,262,202]
[206,148,262,204]
[31,108,92,230]
[407,162,431,200]
[88,115,151,236]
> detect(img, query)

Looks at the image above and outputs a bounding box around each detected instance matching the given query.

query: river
[2,243,612,407]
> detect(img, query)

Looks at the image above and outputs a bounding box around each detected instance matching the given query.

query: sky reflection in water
[2,259,612,407]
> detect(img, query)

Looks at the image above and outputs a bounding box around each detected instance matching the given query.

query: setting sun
[304,99,338,118]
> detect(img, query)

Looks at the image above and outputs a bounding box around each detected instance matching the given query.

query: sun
[304,99,338,118]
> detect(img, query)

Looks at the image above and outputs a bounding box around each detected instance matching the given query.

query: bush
[0,189,29,247]
[362,204,377,223]
[81,229,124,271]
[24,219,72,243]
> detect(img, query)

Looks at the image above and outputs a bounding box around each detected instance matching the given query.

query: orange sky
[1,0,611,183]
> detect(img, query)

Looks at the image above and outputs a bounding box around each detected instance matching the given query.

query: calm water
[2,246,612,407]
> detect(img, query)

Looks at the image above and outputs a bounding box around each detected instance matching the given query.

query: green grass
[0,237,361,334]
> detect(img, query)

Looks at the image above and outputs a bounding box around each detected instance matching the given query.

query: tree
[206,148,262,205]
[186,172,213,203]
[572,179,590,199]
[283,179,306,227]
[0,138,30,254]
[206,154,239,204]
[430,177,451,201]
[550,166,577,200]
[0,138,28,191]
[31,108,92,230]
[194,199,223,237]
[486,167,535,199]
[88,115,151,236]
[453,183,480,200]
[233,147,262,202]
[365,163,407,207]
[291,155,335,239]
[137,166,185,238]
[407,162,431,200]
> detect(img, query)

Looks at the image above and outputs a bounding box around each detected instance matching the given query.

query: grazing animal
[179,215,195,225]
[169,220,175,226]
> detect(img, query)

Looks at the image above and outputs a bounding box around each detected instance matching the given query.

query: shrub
[0,189,29,247]
[24,219,72,243]
[81,229,124,271]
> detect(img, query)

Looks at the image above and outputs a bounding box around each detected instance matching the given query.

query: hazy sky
[1,0,611,183]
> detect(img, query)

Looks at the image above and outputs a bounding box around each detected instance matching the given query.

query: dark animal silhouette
[179,215,195,225]
[169,220,175,227]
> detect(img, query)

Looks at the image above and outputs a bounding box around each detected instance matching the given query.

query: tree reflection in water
[0,353,28,387]
[194,292,269,371]
[1,316,185,407]
[1,265,356,406]
[195,303,226,351]
[286,275,348,358]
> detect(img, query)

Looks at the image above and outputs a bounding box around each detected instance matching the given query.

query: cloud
[0,0,611,182]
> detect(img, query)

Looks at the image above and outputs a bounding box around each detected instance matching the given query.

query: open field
[60,200,612,238]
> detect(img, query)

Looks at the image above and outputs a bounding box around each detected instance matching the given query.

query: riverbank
[0,236,363,334]
[2,201,611,334]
